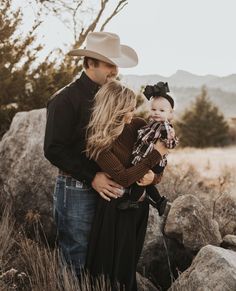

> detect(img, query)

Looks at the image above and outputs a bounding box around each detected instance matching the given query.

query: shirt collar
[79,71,101,96]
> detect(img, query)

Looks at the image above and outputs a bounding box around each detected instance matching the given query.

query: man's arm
[44,92,123,199]
[44,93,96,183]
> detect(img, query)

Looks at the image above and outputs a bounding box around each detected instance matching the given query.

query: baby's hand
[168,127,175,139]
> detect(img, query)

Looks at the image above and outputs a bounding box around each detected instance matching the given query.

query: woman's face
[124,104,136,124]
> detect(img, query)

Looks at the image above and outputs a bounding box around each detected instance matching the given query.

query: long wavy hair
[86,80,136,160]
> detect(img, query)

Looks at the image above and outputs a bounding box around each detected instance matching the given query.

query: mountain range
[120,70,236,118]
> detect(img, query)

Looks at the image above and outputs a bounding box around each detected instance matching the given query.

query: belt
[58,169,90,189]
[58,169,71,177]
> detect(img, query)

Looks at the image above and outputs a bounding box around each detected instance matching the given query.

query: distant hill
[120,70,236,118]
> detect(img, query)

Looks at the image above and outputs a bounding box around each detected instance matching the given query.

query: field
[169,146,236,179]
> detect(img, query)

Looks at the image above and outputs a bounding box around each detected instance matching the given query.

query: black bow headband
[143,82,174,108]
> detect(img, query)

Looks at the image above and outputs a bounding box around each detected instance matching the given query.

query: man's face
[150,97,173,122]
[89,60,119,85]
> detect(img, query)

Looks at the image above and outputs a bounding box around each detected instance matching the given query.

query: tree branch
[74,0,109,48]
[72,0,83,42]
[100,0,127,31]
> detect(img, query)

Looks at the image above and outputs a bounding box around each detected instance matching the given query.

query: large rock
[214,192,236,237]
[165,195,222,251]
[142,205,165,252]
[221,234,236,252]
[169,245,236,291]
[139,206,194,291]
[0,109,57,237]
[136,272,159,291]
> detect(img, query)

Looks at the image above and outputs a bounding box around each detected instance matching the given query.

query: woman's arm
[152,170,164,184]
[96,148,162,188]
[136,169,164,186]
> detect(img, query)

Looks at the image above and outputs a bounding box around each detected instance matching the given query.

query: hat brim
[68,45,138,68]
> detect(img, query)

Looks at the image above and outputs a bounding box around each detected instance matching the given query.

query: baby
[118,82,178,215]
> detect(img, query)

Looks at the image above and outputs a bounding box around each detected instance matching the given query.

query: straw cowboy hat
[68,32,138,68]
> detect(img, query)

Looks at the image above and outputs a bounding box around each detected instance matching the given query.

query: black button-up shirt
[44,72,100,184]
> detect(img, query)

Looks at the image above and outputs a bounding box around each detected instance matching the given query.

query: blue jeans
[53,175,97,275]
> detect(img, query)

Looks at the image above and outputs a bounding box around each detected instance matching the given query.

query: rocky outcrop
[165,195,222,251]
[169,245,236,291]
[0,109,57,237]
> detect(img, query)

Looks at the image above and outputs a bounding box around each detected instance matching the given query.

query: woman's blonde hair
[86,80,136,160]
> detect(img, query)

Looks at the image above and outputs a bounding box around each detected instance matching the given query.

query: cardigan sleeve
[96,148,162,188]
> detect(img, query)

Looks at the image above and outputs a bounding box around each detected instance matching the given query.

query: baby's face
[150,97,173,122]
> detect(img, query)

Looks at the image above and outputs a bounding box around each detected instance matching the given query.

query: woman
[85,80,168,290]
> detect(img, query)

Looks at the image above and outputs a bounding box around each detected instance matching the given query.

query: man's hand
[91,172,124,201]
[137,170,155,186]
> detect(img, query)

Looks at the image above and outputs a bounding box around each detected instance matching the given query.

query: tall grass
[0,205,14,271]
[0,204,113,291]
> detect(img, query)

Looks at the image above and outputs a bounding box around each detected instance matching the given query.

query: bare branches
[72,0,83,42]
[73,0,128,48]
[100,0,128,32]
[32,0,128,49]
[74,0,109,48]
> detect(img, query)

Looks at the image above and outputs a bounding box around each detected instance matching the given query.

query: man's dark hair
[83,57,100,69]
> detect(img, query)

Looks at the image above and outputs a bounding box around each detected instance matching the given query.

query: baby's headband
[143,82,174,108]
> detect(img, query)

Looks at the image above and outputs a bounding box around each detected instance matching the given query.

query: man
[44,32,138,275]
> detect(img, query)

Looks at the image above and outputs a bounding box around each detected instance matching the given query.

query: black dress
[85,118,162,290]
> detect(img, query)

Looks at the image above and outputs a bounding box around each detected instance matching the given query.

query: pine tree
[0,0,126,137]
[0,0,79,116]
[0,0,43,136]
[175,87,230,147]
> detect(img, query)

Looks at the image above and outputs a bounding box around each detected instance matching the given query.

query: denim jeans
[53,175,97,275]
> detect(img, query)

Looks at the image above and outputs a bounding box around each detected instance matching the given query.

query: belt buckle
[76,180,84,188]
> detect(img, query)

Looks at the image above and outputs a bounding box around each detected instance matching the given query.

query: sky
[19,0,236,77]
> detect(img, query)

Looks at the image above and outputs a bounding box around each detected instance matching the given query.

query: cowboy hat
[68,32,138,68]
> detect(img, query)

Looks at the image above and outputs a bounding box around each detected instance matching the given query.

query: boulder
[169,245,236,291]
[136,272,160,291]
[165,195,222,251]
[221,234,236,252]
[214,192,236,236]
[0,109,57,238]
[142,205,164,252]
[139,205,194,291]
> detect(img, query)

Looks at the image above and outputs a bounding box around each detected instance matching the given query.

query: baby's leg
[146,185,168,216]
[129,183,145,201]
[146,185,162,202]
[117,183,145,210]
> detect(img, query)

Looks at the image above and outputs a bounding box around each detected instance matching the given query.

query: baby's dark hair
[143,82,174,108]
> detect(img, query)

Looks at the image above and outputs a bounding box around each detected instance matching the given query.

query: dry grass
[0,205,14,271]
[158,146,236,205]
[0,204,113,291]
[168,146,236,180]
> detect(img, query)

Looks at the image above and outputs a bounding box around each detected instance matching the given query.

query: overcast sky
[20,0,236,77]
